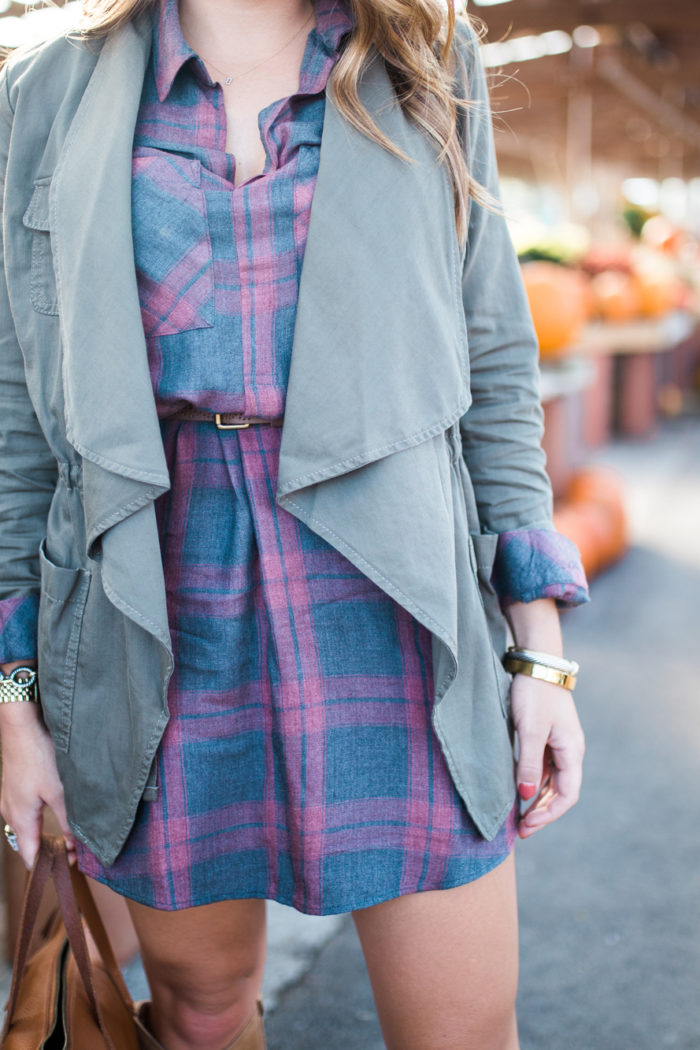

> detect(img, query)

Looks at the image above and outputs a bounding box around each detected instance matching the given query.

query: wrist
[505,598,563,655]
[504,647,579,691]
[0,659,37,674]
[0,663,41,737]
[0,700,43,736]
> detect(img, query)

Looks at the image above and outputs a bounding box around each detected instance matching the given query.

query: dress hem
[78,839,516,916]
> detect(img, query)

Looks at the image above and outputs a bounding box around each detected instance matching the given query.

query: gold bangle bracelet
[503,655,578,692]
[505,647,579,676]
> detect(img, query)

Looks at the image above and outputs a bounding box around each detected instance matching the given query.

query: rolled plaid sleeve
[0,593,39,663]
[492,528,590,608]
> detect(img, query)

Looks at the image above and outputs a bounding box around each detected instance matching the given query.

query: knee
[148,949,265,1048]
[128,898,267,1048]
[153,974,262,1049]
[167,990,258,1048]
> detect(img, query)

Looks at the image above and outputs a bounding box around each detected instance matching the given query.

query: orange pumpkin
[580,245,633,276]
[590,270,642,322]
[633,268,678,317]
[520,262,590,358]
[641,216,684,257]
[567,467,626,511]
[553,505,604,577]
[554,468,629,578]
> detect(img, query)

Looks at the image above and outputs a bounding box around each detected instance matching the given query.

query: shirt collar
[153,0,355,104]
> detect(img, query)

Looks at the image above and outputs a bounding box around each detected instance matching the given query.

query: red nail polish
[518,783,537,800]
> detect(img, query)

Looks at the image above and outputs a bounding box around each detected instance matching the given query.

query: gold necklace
[193,6,316,86]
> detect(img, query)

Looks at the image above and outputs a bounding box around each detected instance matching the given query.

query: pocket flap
[39,537,91,603]
[469,532,498,578]
[22,179,52,233]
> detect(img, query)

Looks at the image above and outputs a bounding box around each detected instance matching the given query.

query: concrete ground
[3,415,700,1049]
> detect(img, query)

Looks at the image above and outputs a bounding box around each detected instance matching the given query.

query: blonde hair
[70,0,494,247]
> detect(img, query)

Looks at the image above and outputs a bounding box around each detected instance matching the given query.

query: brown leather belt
[167,407,284,430]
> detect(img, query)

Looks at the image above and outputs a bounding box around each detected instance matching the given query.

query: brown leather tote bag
[0,834,141,1049]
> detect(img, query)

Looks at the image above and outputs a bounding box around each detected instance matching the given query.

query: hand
[0,677,77,869]
[510,672,585,839]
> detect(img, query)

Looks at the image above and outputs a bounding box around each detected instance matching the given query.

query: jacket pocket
[468,532,512,718]
[37,538,91,753]
[131,150,215,338]
[22,178,59,316]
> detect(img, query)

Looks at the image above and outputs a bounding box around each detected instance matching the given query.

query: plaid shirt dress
[0,0,590,914]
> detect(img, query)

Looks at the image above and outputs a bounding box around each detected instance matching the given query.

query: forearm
[504,598,563,657]
[1,658,37,673]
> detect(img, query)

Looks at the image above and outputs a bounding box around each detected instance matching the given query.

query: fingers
[510,675,585,840]
[3,797,77,869]
[4,809,77,868]
[6,808,42,871]
[516,727,549,802]
[48,790,77,866]
[1,720,77,869]
[519,737,584,839]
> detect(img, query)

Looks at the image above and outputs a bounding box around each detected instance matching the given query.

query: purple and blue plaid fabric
[80,423,520,912]
[0,0,588,913]
[0,594,38,663]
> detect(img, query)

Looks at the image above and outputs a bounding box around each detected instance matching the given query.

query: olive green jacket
[0,12,553,866]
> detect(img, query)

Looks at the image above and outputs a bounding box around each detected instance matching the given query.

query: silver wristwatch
[0,666,39,704]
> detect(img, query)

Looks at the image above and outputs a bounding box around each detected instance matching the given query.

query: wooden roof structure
[1,0,697,183]
[470,0,700,182]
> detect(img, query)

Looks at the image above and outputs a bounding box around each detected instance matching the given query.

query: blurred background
[470,0,700,550]
[1,0,699,1047]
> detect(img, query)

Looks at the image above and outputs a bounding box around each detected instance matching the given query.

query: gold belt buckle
[215,413,250,430]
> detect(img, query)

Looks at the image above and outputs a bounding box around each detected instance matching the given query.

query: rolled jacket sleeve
[0,64,56,657]
[455,19,554,534]
[493,527,590,609]
[0,593,38,662]
[453,21,589,605]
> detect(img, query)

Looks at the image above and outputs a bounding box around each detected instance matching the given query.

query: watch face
[0,666,38,702]
[12,668,36,684]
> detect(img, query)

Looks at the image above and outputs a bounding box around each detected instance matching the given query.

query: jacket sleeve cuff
[0,593,39,663]
[492,528,590,609]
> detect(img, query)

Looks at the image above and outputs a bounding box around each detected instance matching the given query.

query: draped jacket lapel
[48,9,472,666]
[50,12,470,481]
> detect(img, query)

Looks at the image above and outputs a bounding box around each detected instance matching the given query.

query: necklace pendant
[224,76,233,85]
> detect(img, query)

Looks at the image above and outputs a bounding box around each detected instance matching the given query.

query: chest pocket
[22,177,59,316]
[132,149,215,338]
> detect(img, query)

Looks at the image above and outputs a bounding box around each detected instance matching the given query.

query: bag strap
[2,835,137,1049]
[50,840,130,1050]
[0,837,57,1039]
[69,858,135,1008]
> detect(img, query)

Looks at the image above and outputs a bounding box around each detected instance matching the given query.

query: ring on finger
[3,824,19,852]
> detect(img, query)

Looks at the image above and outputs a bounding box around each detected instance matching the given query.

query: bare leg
[351,853,520,1050]
[86,878,140,966]
[126,897,267,1050]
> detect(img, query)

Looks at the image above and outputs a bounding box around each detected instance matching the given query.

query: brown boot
[134,998,267,1050]
[222,999,266,1050]
[133,1002,165,1050]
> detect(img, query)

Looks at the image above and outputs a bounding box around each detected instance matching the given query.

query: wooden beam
[596,55,700,150]
[473,0,700,36]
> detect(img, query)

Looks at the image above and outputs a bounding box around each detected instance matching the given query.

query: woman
[0,0,589,1045]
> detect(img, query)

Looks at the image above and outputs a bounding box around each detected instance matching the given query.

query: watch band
[0,666,39,704]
